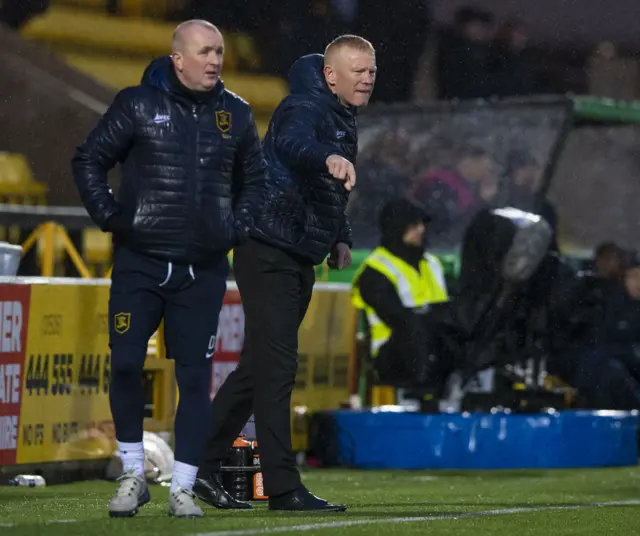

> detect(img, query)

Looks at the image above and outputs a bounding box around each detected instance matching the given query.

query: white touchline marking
[189,499,640,536]
[1,519,79,529]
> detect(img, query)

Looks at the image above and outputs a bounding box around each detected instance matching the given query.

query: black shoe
[268,487,346,512]
[193,471,254,510]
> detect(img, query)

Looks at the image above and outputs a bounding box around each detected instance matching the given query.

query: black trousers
[201,238,315,496]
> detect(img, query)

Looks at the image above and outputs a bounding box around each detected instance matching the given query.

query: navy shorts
[108,246,228,365]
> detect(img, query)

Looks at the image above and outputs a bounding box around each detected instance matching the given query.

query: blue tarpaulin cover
[330,409,639,469]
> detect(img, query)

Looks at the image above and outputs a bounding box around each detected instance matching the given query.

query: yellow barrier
[20,222,92,278]
[0,278,175,469]
[0,278,354,471]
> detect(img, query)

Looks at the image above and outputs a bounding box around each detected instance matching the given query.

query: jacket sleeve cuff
[100,206,123,232]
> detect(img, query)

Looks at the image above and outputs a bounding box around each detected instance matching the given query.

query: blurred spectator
[594,241,632,281]
[332,0,358,26]
[548,265,640,410]
[436,6,494,100]
[0,0,49,29]
[501,149,543,211]
[184,0,266,33]
[349,131,414,246]
[587,41,640,101]
[301,0,349,58]
[358,0,431,103]
[182,0,277,72]
[412,145,495,244]
[263,0,347,77]
[489,17,539,97]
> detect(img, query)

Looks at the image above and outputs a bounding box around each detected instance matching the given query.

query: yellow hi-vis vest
[352,247,449,357]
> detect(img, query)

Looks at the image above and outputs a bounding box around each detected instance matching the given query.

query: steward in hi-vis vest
[352,199,449,386]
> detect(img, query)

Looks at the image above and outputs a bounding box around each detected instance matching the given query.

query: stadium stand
[20,4,287,136]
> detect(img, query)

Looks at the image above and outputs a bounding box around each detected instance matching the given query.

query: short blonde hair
[324,34,375,61]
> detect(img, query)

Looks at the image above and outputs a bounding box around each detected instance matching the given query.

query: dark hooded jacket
[252,54,355,265]
[72,56,266,266]
[355,199,432,331]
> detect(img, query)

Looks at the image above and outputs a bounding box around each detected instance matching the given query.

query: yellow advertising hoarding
[17,282,115,464]
[0,278,354,470]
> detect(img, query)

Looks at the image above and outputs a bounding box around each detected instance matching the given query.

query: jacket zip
[187,103,199,262]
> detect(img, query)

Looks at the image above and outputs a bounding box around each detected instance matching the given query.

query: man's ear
[323,65,336,89]
[171,52,183,72]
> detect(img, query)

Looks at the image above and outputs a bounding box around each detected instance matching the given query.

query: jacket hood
[288,54,327,96]
[141,56,173,92]
[288,53,353,114]
[379,199,431,266]
[379,199,431,240]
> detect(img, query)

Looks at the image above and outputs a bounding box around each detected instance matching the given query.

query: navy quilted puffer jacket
[72,56,266,266]
[252,54,356,265]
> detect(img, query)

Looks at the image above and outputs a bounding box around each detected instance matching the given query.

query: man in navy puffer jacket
[197,35,377,512]
[72,20,266,518]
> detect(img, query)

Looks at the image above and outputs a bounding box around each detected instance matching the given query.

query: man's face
[515,165,542,193]
[172,26,224,91]
[403,221,426,247]
[458,155,493,183]
[596,253,624,280]
[324,48,377,108]
[463,21,492,43]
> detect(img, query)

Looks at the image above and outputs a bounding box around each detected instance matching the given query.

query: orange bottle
[251,441,268,500]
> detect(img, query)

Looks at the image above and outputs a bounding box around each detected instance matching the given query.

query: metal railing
[21,222,92,278]
[0,203,94,278]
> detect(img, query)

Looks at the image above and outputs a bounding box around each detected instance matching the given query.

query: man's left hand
[327,243,352,270]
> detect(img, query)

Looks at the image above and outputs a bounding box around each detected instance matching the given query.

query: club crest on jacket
[216,110,231,133]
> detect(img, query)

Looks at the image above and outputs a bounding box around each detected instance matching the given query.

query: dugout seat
[0,152,47,204]
[82,227,112,276]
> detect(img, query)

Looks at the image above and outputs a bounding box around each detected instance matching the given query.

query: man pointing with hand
[326,154,356,191]
[196,35,376,512]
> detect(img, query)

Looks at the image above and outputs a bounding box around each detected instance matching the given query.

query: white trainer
[108,470,150,518]
[169,487,204,518]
